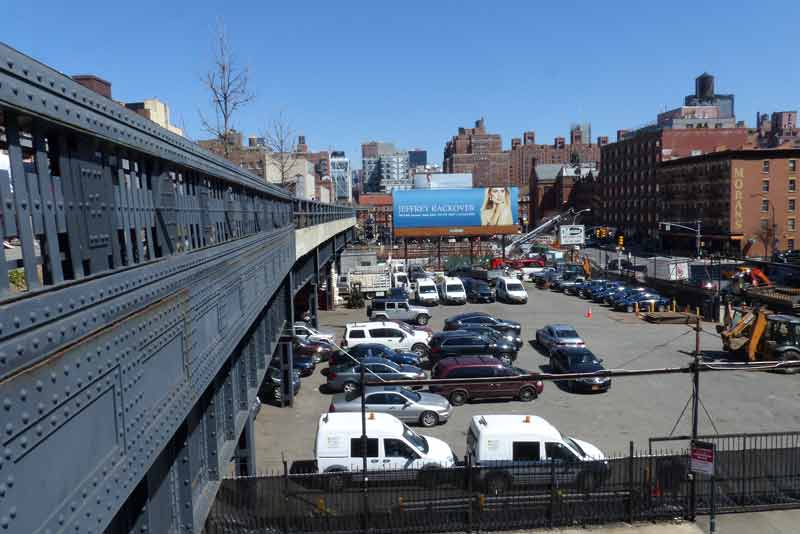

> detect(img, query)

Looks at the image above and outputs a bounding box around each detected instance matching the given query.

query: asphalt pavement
[253,284,800,471]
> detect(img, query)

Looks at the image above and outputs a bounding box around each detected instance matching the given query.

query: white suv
[342,321,431,358]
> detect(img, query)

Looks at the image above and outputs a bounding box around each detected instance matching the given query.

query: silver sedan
[535,323,586,354]
[328,386,452,427]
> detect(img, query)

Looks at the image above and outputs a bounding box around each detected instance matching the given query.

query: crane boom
[504,208,577,257]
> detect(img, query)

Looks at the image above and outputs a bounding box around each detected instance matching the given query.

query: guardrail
[294,199,354,229]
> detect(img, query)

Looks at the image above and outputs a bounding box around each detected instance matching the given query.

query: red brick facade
[442,118,510,187]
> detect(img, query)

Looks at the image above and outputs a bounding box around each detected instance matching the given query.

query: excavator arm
[750,268,771,287]
[747,310,770,362]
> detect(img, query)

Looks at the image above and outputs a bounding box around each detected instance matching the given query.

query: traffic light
[617,235,624,248]
[600,228,607,238]
[595,228,601,238]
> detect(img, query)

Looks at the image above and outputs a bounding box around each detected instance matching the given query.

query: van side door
[545,441,582,484]
[350,437,380,471]
[383,438,423,480]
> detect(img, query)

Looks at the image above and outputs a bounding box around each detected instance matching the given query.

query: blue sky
[5,1,800,168]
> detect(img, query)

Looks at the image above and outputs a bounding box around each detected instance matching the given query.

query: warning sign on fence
[690,440,715,476]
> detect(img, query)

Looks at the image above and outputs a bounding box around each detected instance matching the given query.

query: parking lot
[253,283,800,472]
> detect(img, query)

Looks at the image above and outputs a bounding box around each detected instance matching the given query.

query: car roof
[771,314,800,323]
[442,276,463,283]
[446,311,490,321]
[470,415,561,441]
[546,323,577,330]
[346,321,403,329]
[435,355,501,369]
[433,330,486,338]
[498,276,520,283]
[553,346,595,355]
[359,356,396,364]
[318,412,404,434]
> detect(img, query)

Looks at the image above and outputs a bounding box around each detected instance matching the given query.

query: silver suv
[368,298,431,325]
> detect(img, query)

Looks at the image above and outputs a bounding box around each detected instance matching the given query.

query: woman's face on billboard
[489,188,506,204]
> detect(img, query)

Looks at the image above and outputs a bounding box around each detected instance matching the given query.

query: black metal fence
[204,433,800,534]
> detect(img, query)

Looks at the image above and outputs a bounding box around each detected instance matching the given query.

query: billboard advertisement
[412,172,473,189]
[393,187,519,237]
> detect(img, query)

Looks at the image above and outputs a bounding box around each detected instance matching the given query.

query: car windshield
[401,388,422,402]
[394,322,414,334]
[403,424,429,453]
[569,353,600,366]
[446,284,462,292]
[564,436,587,458]
[419,286,436,293]
[506,283,524,291]
[556,329,579,339]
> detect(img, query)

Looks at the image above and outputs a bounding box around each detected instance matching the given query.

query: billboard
[393,187,519,237]
[412,172,473,189]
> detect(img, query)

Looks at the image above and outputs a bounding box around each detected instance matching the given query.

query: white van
[466,415,607,494]
[437,276,466,305]
[495,276,528,304]
[315,412,457,486]
[393,271,410,289]
[412,278,439,306]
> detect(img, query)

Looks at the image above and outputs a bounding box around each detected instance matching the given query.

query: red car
[429,356,543,406]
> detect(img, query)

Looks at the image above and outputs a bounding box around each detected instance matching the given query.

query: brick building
[599,127,750,241]
[757,111,800,148]
[659,149,800,257]
[442,118,510,187]
[528,163,598,227]
[509,126,605,187]
[356,193,393,243]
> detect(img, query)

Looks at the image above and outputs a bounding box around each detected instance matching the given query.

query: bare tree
[199,22,254,158]
[755,221,779,257]
[263,112,298,186]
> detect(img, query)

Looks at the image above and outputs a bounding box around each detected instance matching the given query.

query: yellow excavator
[718,306,800,373]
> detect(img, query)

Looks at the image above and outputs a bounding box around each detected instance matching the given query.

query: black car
[459,324,524,351]
[429,330,517,366]
[549,347,610,393]
[270,353,316,377]
[443,312,521,335]
[388,287,408,299]
[463,278,496,303]
[328,343,421,368]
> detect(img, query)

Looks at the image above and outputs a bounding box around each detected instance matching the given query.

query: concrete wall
[295,216,356,260]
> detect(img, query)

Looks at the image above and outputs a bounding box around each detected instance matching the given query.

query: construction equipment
[347,281,365,309]
[503,208,582,258]
[718,306,800,373]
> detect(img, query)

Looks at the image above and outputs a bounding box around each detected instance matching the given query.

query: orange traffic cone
[585,307,592,319]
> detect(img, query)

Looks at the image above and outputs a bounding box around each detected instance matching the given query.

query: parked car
[293,322,337,345]
[437,276,467,304]
[326,357,426,393]
[459,324,523,351]
[282,335,335,363]
[463,278,496,303]
[443,311,522,335]
[613,292,669,313]
[411,277,440,306]
[495,276,529,303]
[591,283,627,303]
[271,352,316,377]
[329,343,421,368]
[430,356,543,405]
[564,278,594,296]
[429,331,518,366]
[259,366,301,404]
[467,414,608,494]
[605,287,648,306]
[313,413,456,486]
[342,321,431,358]
[388,287,409,300]
[549,347,610,392]
[535,324,585,353]
[576,280,612,299]
[367,297,431,326]
[328,386,452,427]
[551,276,586,293]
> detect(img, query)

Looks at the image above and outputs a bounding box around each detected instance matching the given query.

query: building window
[791,179,797,193]
[789,239,796,250]
[762,199,770,212]
[790,219,797,232]
[791,199,797,212]
[762,180,770,192]
[790,160,797,172]
[762,160,770,173]
[761,219,769,231]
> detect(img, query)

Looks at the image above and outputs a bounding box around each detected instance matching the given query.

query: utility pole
[690,317,701,520]
[695,219,702,259]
